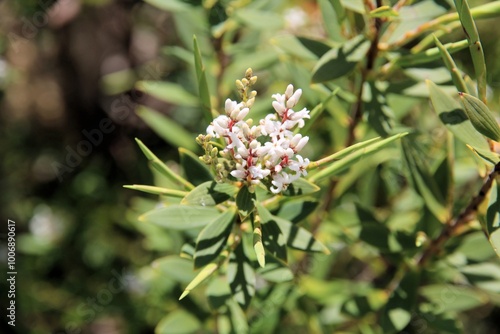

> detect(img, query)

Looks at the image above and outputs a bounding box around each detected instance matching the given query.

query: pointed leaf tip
[179,290,189,300]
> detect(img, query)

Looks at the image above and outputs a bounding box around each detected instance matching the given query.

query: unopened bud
[241,78,249,86]
[245,68,253,79]
[210,147,218,158]
[249,90,257,98]
[249,76,257,85]
[246,97,255,108]
[236,80,244,90]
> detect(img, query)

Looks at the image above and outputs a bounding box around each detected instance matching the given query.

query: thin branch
[416,162,500,267]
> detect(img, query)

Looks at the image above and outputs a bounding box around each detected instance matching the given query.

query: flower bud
[245,68,253,79]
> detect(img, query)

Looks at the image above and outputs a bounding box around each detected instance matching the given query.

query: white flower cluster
[207,84,310,193]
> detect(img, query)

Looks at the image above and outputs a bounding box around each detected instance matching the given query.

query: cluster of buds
[199,69,310,193]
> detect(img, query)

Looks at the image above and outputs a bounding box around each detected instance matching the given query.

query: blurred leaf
[297,37,332,58]
[380,270,420,332]
[256,257,294,282]
[135,139,195,189]
[253,218,265,268]
[420,284,488,312]
[340,0,364,13]
[282,178,320,196]
[318,0,343,41]
[136,81,198,107]
[427,81,497,164]
[145,0,191,12]
[456,231,496,262]
[140,205,221,230]
[123,184,187,198]
[228,242,256,309]
[365,81,394,137]
[152,256,195,283]
[309,133,407,182]
[256,202,329,254]
[227,298,249,333]
[370,6,399,18]
[179,147,213,186]
[233,9,284,30]
[479,180,500,258]
[193,35,213,123]
[433,36,468,93]
[155,310,201,334]
[136,106,198,151]
[236,185,256,218]
[206,276,232,310]
[459,92,500,141]
[194,207,236,268]
[272,35,318,60]
[312,35,370,83]
[277,200,318,224]
[357,205,392,251]
[395,40,468,67]
[180,243,195,260]
[182,181,238,206]
[401,138,448,222]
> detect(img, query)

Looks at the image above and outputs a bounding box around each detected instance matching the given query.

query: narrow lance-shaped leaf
[140,205,221,230]
[179,261,221,300]
[236,185,256,218]
[182,181,238,206]
[135,138,194,190]
[136,106,198,152]
[135,81,198,107]
[309,133,408,183]
[454,0,487,101]
[123,184,187,198]
[194,207,236,268]
[433,35,468,94]
[193,35,213,122]
[459,92,500,142]
[478,179,500,258]
[228,242,255,309]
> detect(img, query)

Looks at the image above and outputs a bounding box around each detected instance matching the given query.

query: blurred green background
[2,0,500,333]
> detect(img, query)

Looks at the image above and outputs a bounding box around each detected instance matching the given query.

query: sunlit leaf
[140,205,221,230]
[193,35,212,123]
[194,207,235,268]
[206,276,232,310]
[282,178,320,196]
[182,181,238,206]
[370,6,399,18]
[151,256,196,283]
[136,106,198,151]
[136,81,198,107]
[144,0,191,12]
[155,310,201,334]
[228,242,255,309]
[312,35,370,83]
[277,200,318,224]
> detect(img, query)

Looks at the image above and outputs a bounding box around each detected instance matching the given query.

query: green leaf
[262,218,287,264]
[297,37,332,58]
[255,202,329,254]
[180,261,221,300]
[180,243,195,260]
[123,184,187,198]
[309,133,408,183]
[206,276,232,310]
[395,40,468,67]
[401,138,449,222]
[151,256,196,283]
[256,257,294,283]
[155,310,201,334]
[459,92,500,141]
[252,217,265,268]
[228,242,256,309]
[277,200,318,224]
[193,35,212,123]
[140,205,221,230]
[144,0,191,12]
[479,180,500,258]
[365,81,394,137]
[369,6,399,18]
[420,284,488,312]
[433,35,468,93]
[427,81,497,163]
[227,298,249,334]
[136,106,198,151]
[312,35,370,83]
[135,81,198,107]
[194,207,236,268]
[179,147,213,186]
[182,181,238,206]
[380,270,420,332]
[135,138,194,190]
[318,0,343,42]
[282,178,320,196]
[233,9,284,30]
[236,185,256,218]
